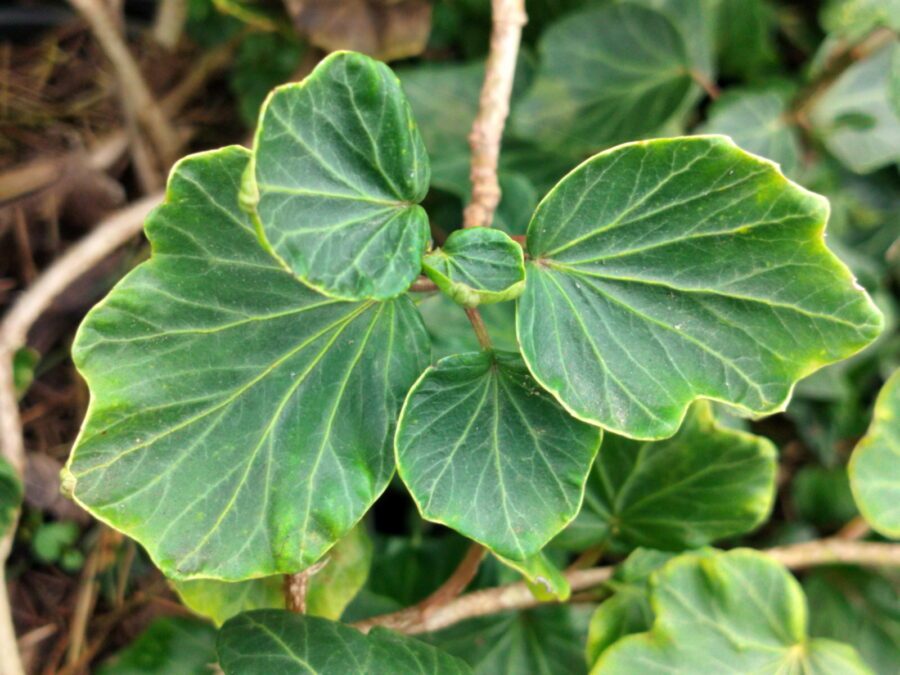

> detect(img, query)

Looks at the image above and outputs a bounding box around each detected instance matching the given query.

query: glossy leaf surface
[514,4,695,153]
[396,350,602,560]
[423,228,525,307]
[65,146,430,580]
[519,135,883,439]
[556,402,776,551]
[249,51,430,300]
[217,610,472,674]
[594,549,872,674]
[849,368,900,538]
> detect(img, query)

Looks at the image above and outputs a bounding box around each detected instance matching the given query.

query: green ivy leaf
[623,0,718,82]
[518,135,883,440]
[97,618,217,675]
[217,610,472,674]
[174,524,372,624]
[175,575,282,627]
[715,0,778,79]
[0,457,22,536]
[805,567,900,675]
[423,228,526,307]
[513,4,695,153]
[247,51,431,301]
[555,402,776,552]
[700,86,801,176]
[396,350,602,561]
[585,548,674,665]
[810,44,900,174]
[64,146,430,580]
[305,523,374,618]
[428,606,591,675]
[594,549,872,674]
[849,368,900,538]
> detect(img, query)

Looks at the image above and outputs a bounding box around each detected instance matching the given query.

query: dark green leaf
[810,44,900,174]
[556,402,776,552]
[13,347,39,399]
[64,146,430,580]
[849,368,900,538]
[595,549,872,673]
[805,567,900,675]
[715,0,778,79]
[428,605,591,675]
[0,457,21,536]
[217,610,472,674]
[247,51,431,300]
[97,618,217,675]
[230,32,304,127]
[518,135,883,440]
[700,86,800,176]
[423,228,525,307]
[792,466,859,529]
[513,4,696,153]
[623,0,718,81]
[585,548,674,664]
[396,350,602,561]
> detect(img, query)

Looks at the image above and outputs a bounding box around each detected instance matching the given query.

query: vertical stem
[68,0,181,165]
[152,0,188,50]
[465,308,493,351]
[463,0,527,229]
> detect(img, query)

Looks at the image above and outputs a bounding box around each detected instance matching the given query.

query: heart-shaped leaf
[513,4,695,153]
[556,402,776,552]
[396,350,602,561]
[594,549,872,674]
[518,135,883,440]
[247,51,430,300]
[64,146,430,580]
[217,610,472,674]
[849,368,900,538]
[423,228,526,307]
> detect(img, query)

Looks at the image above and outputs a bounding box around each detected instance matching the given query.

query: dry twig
[0,194,159,675]
[355,539,900,635]
[462,0,526,229]
[68,0,181,165]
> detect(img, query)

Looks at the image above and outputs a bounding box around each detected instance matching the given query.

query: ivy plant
[61,12,896,668]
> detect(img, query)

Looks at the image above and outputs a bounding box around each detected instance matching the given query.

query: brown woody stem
[463,0,527,229]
